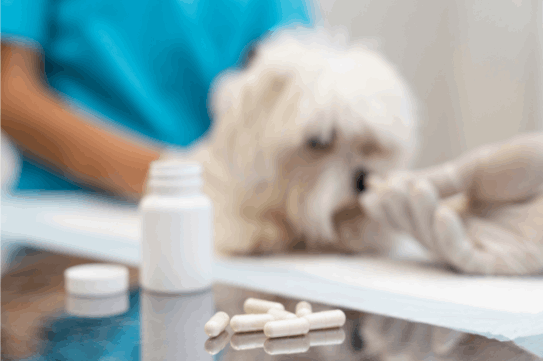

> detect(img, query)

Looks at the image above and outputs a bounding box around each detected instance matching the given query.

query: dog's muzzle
[354,169,367,193]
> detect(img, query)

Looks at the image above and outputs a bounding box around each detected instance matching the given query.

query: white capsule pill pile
[295,301,312,317]
[230,314,275,333]
[267,308,297,320]
[204,311,230,337]
[204,297,347,356]
[264,318,310,338]
[244,298,285,313]
[303,310,346,330]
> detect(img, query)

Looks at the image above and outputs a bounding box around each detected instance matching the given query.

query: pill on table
[264,318,310,338]
[308,328,346,347]
[297,308,312,317]
[243,298,285,313]
[295,301,312,317]
[264,335,310,355]
[230,332,267,350]
[204,331,230,355]
[230,314,275,333]
[267,308,297,320]
[205,311,230,337]
[303,310,346,330]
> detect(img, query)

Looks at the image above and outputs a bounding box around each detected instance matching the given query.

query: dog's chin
[297,191,397,254]
[295,196,362,251]
[290,199,377,255]
[333,202,391,254]
[332,201,365,229]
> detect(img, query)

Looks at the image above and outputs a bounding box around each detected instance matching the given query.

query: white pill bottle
[140,160,213,293]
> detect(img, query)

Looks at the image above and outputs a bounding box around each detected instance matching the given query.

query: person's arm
[1,43,161,199]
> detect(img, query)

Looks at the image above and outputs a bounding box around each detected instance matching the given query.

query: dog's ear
[241,70,293,123]
[211,69,303,185]
[210,69,294,132]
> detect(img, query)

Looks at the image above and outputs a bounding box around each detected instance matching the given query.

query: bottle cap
[64,264,129,297]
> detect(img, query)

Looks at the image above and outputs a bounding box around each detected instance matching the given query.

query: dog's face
[208,28,418,252]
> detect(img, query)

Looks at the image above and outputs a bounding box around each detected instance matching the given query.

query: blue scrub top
[1,0,315,192]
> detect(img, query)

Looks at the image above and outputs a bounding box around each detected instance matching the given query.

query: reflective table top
[2,246,542,361]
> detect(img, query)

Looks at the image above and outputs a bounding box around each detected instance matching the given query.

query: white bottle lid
[64,264,129,297]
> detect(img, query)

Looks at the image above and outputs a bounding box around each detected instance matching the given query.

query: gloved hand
[360,133,543,275]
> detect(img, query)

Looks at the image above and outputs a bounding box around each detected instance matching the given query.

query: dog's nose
[354,169,367,193]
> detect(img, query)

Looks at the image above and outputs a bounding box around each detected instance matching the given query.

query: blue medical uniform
[1,0,315,192]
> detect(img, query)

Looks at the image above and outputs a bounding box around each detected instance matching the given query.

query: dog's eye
[359,140,383,157]
[307,138,330,151]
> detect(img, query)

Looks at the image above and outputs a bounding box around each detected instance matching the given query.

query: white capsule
[303,310,346,330]
[308,328,346,347]
[264,335,310,355]
[243,298,285,313]
[295,301,312,317]
[204,311,230,337]
[230,332,267,350]
[267,308,297,320]
[264,318,310,338]
[297,308,312,317]
[204,331,230,355]
[230,314,275,333]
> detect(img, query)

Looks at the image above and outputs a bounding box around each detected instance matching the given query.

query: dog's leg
[214,200,296,256]
[244,206,301,255]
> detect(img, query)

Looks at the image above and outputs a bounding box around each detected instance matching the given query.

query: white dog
[186,27,419,256]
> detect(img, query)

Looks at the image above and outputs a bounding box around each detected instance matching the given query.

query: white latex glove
[360,133,543,275]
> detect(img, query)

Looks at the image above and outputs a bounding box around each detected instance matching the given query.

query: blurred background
[319,0,543,168]
[2,0,543,266]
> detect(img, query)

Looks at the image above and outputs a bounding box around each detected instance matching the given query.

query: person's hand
[359,133,543,275]
[1,43,162,202]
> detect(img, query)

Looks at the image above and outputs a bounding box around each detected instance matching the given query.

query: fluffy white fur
[186,27,419,255]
